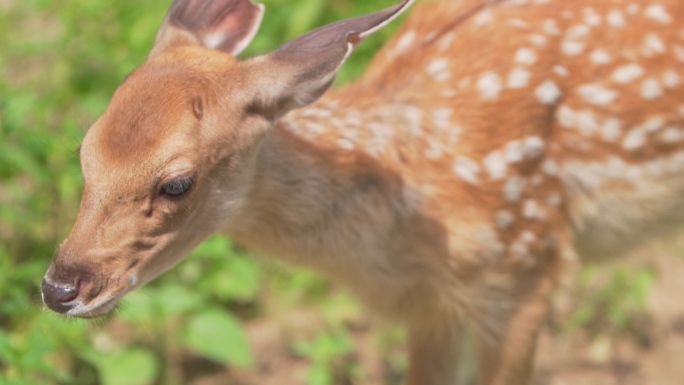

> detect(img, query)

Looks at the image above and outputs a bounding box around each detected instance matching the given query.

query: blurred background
[1,0,684,384]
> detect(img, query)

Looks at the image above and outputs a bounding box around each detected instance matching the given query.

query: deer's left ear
[244,0,414,120]
[152,0,265,58]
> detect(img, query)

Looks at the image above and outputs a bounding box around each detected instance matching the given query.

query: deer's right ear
[244,0,414,121]
[151,0,264,58]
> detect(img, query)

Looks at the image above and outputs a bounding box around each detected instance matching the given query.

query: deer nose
[41,278,79,313]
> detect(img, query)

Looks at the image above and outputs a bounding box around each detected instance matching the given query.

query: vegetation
[0,0,660,384]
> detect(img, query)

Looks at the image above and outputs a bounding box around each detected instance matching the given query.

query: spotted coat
[284,0,684,270]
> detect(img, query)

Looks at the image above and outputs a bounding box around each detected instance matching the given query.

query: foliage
[566,265,656,340]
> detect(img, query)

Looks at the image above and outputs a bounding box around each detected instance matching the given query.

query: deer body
[42,0,684,384]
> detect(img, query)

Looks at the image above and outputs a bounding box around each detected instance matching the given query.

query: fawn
[41,0,684,383]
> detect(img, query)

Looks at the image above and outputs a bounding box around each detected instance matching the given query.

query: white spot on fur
[644,4,672,24]
[641,79,663,99]
[510,242,531,263]
[393,31,416,56]
[337,139,355,150]
[566,24,590,40]
[484,150,508,180]
[556,105,576,128]
[515,48,538,65]
[620,118,662,151]
[542,159,559,176]
[521,230,538,244]
[543,19,561,35]
[426,58,451,81]
[612,64,644,84]
[505,140,524,163]
[509,18,529,29]
[607,9,626,27]
[644,116,665,132]
[504,176,526,203]
[583,8,602,26]
[660,127,683,144]
[576,109,600,136]
[496,210,515,229]
[432,108,453,131]
[508,67,531,89]
[622,129,647,150]
[477,72,503,100]
[562,40,585,56]
[601,118,622,142]
[530,34,548,46]
[474,9,493,26]
[662,70,681,88]
[453,157,481,184]
[523,136,546,158]
[523,199,540,219]
[553,65,569,77]
[424,139,444,160]
[644,33,666,53]
[590,49,612,64]
[535,80,561,104]
[577,83,619,105]
[438,32,455,51]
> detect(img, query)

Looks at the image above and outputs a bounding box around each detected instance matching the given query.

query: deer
[40,0,684,383]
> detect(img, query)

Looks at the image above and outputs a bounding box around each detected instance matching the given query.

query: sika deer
[41,0,684,384]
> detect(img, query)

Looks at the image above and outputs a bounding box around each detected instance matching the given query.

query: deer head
[41,0,413,317]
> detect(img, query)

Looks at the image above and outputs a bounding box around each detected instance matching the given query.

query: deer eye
[160,177,193,197]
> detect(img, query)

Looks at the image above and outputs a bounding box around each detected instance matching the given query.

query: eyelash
[159,177,193,197]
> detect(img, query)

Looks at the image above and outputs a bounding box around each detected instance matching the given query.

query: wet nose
[41,278,79,313]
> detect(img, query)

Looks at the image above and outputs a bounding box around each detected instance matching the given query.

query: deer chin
[65,275,140,319]
[68,296,121,318]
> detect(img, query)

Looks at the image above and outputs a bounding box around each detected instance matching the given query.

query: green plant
[567,265,656,339]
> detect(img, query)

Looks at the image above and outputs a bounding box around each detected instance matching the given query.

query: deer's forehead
[81,107,199,184]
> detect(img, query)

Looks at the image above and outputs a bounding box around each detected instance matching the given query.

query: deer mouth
[74,293,126,318]
[41,273,135,318]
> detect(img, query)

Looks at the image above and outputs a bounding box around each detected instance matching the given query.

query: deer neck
[224,93,413,264]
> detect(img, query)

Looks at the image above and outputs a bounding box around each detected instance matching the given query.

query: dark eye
[160,178,193,197]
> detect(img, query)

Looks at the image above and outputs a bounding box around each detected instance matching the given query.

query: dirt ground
[535,240,684,385]
[186,237,684,385]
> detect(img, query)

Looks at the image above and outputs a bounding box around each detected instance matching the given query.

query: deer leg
[405,318,475,385]
[476,272,557,385]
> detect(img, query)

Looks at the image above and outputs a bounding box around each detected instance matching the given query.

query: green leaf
[182,310,252,368]
[204,257,261,301]
[154,284,204,317]
[0,330,12,363]
[117,290,155,324]
[88,348,158,385]
[308,364,333,385]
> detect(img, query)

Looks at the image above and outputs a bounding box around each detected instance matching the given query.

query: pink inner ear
[166,0,265,56]
[204,3,265,54]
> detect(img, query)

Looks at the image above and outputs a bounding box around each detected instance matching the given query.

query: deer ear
[245,0,414,120]
[152,0,264,57]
